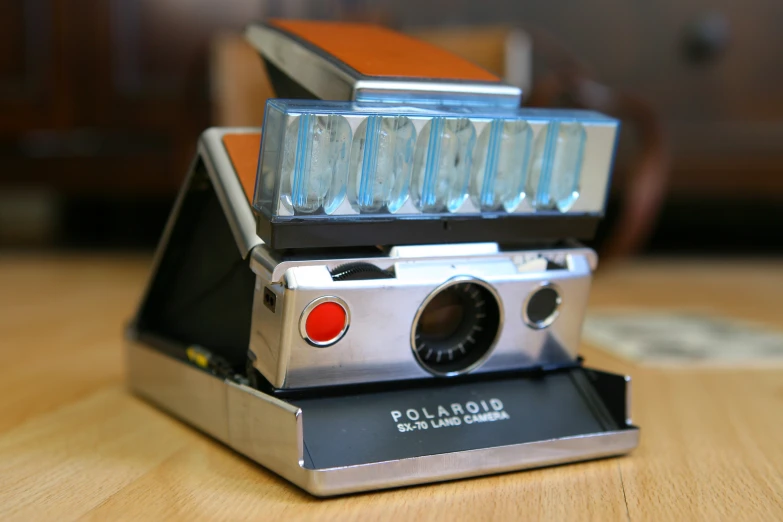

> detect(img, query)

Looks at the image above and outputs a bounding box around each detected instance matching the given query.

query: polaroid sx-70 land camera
[126,20,639,496]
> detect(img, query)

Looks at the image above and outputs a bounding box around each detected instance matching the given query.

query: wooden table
[1,255,781,521]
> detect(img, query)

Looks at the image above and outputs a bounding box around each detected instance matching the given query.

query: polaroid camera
[126,20,639,496]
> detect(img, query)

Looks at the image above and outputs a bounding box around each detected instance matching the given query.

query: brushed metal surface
[249,244,596,389]
[226,381,304,486]
[199,127,264,258]
[126,339,231,443]
[302,429,640,496]
[244,23,522,108]
[252,242,597,284]
[126,341,639,497]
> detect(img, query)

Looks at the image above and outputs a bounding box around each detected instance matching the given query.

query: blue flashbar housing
[253,99,619,249]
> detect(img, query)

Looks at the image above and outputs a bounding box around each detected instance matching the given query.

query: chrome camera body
[125,20,639,497]
[250,243,595,389]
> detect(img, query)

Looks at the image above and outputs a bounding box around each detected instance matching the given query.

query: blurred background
[1,0,782,256]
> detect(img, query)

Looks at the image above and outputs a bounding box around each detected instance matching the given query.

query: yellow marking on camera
[185,346,210,369]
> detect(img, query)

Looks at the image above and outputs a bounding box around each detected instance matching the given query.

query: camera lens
[412,279,501,376]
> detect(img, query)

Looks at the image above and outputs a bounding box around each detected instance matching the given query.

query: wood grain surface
[0,255,781,521]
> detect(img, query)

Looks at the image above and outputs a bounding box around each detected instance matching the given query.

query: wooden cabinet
[523,1,783,197]
[0,0,263,196]
[0,0,58,131]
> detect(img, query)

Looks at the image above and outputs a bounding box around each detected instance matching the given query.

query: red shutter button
[299,297,349,346]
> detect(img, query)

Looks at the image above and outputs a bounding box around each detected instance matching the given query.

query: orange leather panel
[222,133,262,202]
[268,19,499,82]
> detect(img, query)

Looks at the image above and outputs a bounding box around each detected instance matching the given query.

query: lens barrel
[411,278,502,376]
